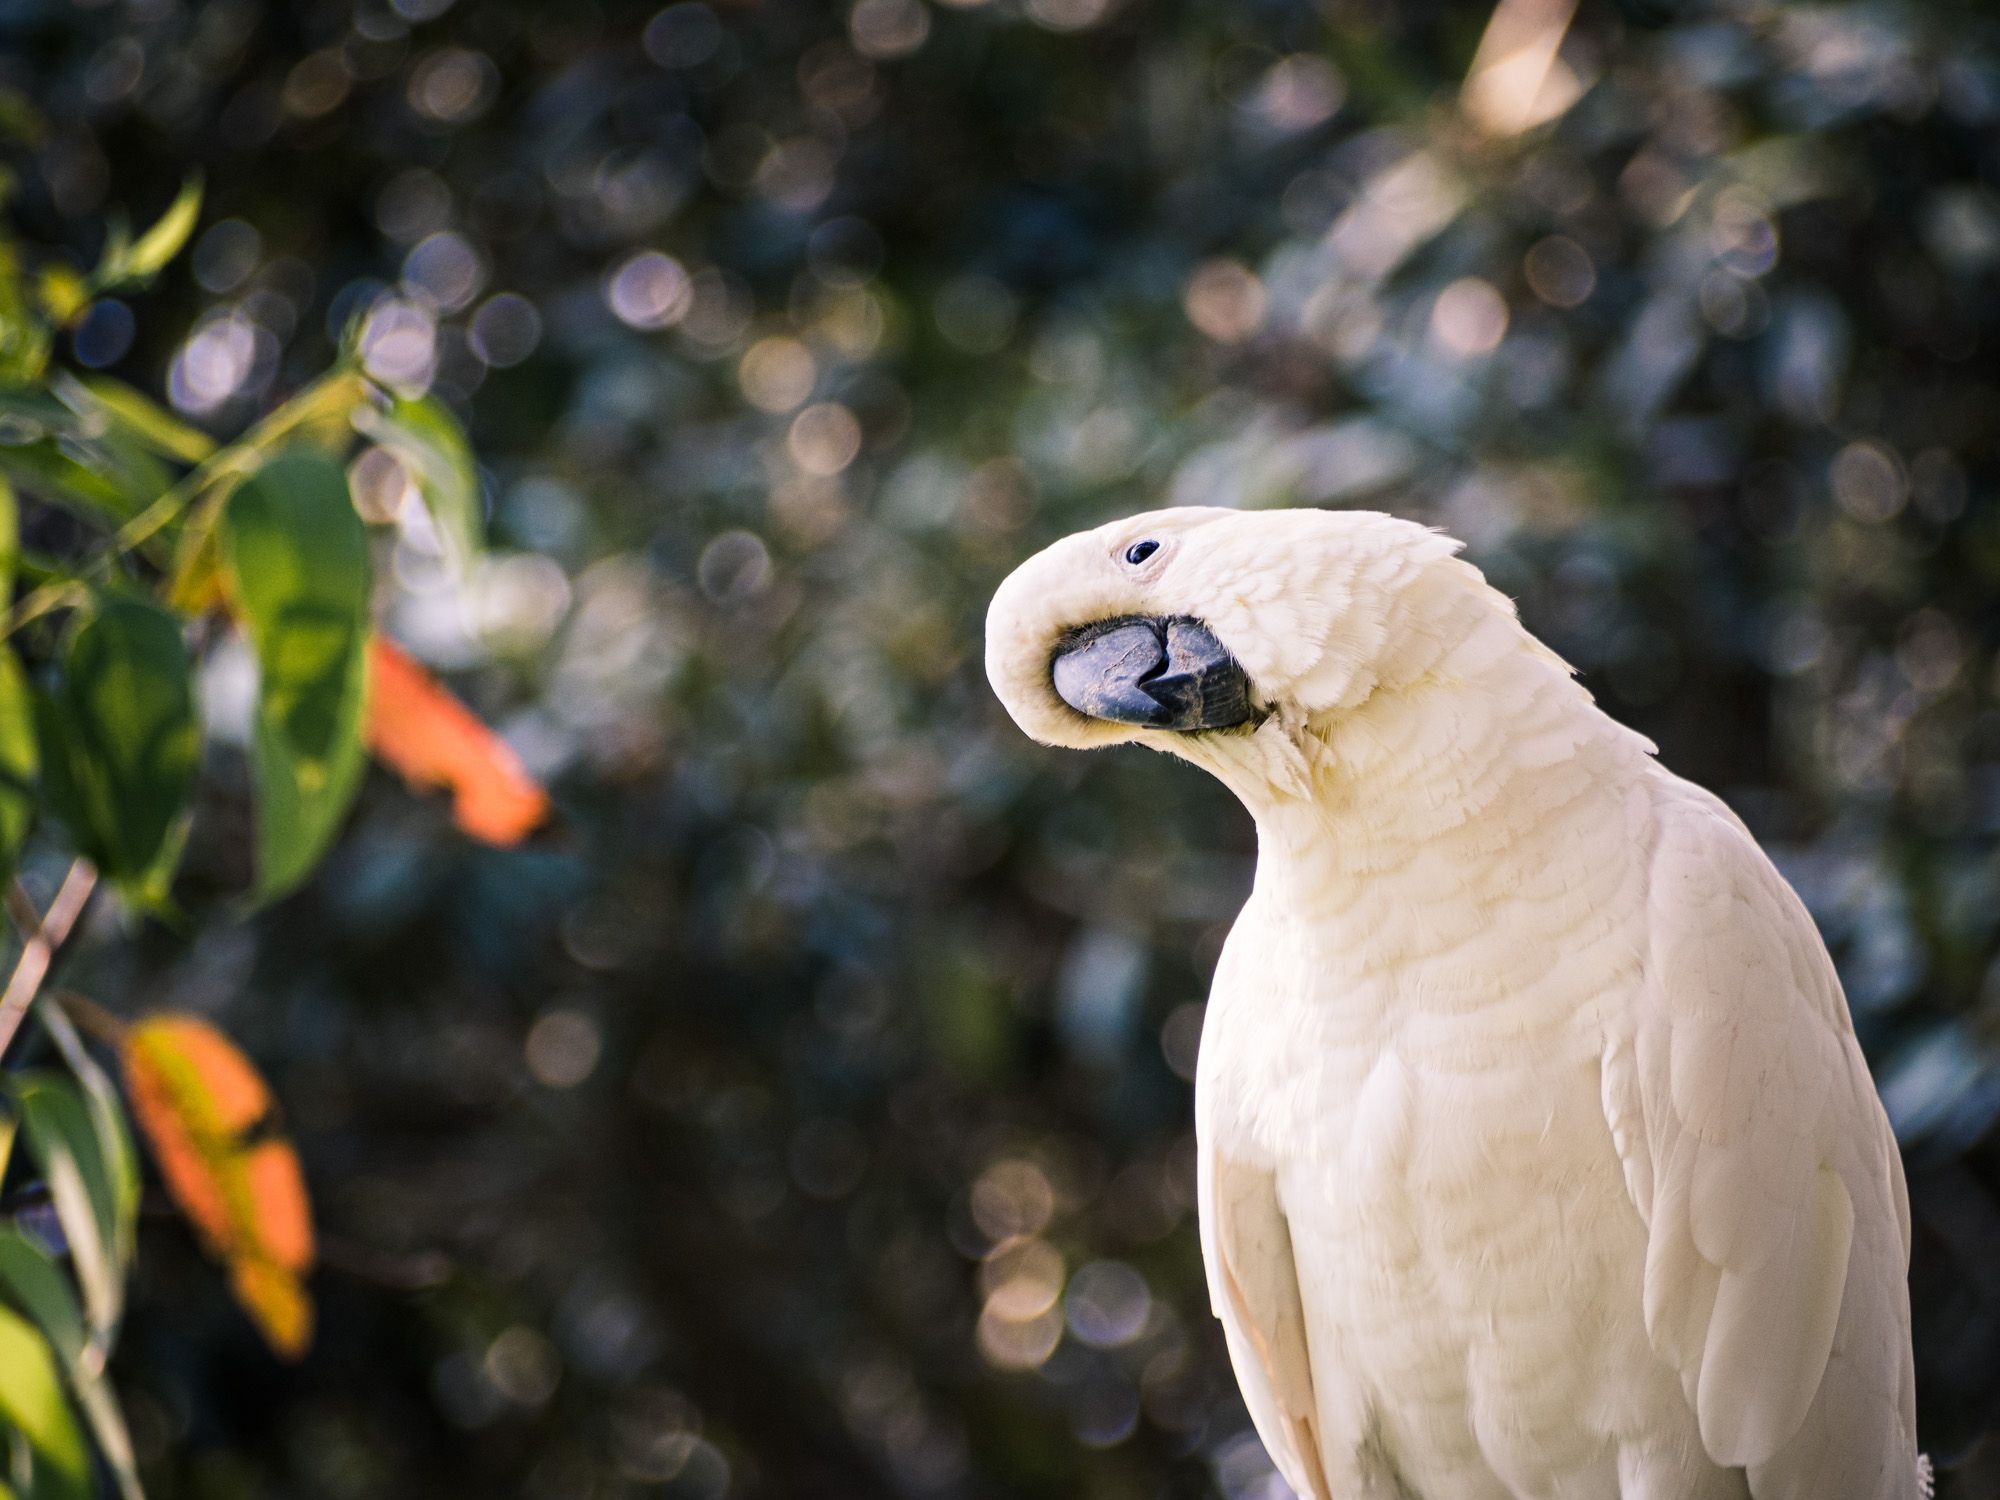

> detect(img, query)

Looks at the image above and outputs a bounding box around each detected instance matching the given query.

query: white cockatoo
[985,507,1923,1500]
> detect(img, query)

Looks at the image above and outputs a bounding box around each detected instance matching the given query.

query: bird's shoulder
[1634,765,1852,1035]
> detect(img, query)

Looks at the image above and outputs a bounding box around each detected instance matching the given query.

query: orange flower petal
[364,637,549,845]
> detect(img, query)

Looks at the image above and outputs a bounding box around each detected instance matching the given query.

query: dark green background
[5,0,2000,1494]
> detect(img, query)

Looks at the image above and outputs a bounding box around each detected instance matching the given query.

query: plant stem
[47,989,128,1047]
[0,366,378,642]
[0,579,92,641]
[0,861,99,1062]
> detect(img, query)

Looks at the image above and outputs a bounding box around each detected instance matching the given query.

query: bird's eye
[1124,539,1160,566]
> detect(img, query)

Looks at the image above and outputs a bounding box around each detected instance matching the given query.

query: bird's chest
[1199,898,1614,1184]
[1198,898,1654,1486]
[1206,983,1616,1275]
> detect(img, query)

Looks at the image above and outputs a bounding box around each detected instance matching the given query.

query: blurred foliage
[1,0,1998,1496]
[0,112,549,1500]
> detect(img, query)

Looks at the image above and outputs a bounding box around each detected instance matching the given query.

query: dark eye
[1124,539,1160,566]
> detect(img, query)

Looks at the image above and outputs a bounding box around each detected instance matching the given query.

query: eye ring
[1124,539,1160,566]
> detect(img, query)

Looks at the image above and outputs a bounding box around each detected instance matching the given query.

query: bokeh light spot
[1027,0,1116,32]
[170,315,267,414]
[193,220,263,293]
[980,1237,1065,1320]
[1430,276,1509,357]
[970,1159,1055,1242]
[738,336,818,412]
[849,0,929,60]
[1065,1260,1151,1347]
[697,530,773,603]
[360,298,439,392]
[1523,235,1595,308]
[1831,440,1908,522]
[72,300,135,369]
[375,168,453,244]
[755,137,839,214]
[282,49,351,119]
[409,48,499,125]
[606,251,693,330]
[976,1301,1063,1371]
[469,293,542,367]
[1246,56,1345,133]
[1183,259,1266,343]
[485,1326,562,1407]
[403,231,487,313]
[471,554,573,654]
[347,446,419,525]
[788,402,863,475]
[643,4,725,69]
[525,1010,603,1089]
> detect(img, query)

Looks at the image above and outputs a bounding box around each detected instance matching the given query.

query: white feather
[986,508,1923,1499]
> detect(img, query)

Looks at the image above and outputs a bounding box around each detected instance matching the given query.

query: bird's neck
[1184,592,1654,924]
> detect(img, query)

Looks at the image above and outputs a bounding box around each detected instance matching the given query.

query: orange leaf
[121,1016,315,1359]
[239,1140,312,1271]
[228,1258,313,1361]
[364,636,549,845]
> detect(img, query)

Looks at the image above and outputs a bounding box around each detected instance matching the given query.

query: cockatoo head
[985,506,1467,757]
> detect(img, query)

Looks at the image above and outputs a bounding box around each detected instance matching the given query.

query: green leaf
[0,1234,85,1373]
[5,1013,143,1499]
[221,450,372,901]
[36,1007,138,1280]
[354,394,482,573]
[0,248,50,385]
[37,600,198,899]
[69,1380,138,1500]
[0,1230,142,1500]
[70,434,173,529]
[12,550,70,588]
[100,179,201,288]
[0,469,15,598]
[0,647,36,887]
[0,384,169,523]
[9,1075,121,1342]
[0,386,72,438]
[56,374,213,466]
[0,1304,88,1500]
[0,442,136,521]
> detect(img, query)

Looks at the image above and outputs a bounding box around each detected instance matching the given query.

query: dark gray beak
[1051,617,1254,732]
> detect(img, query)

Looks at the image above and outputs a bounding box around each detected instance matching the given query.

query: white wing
[1603,776,1918,1498]
[1198,1146,1334,1500]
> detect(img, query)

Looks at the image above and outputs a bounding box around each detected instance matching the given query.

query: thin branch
[47,989,129,1048]
[0,861,100,1062]
[0,579,92,643]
